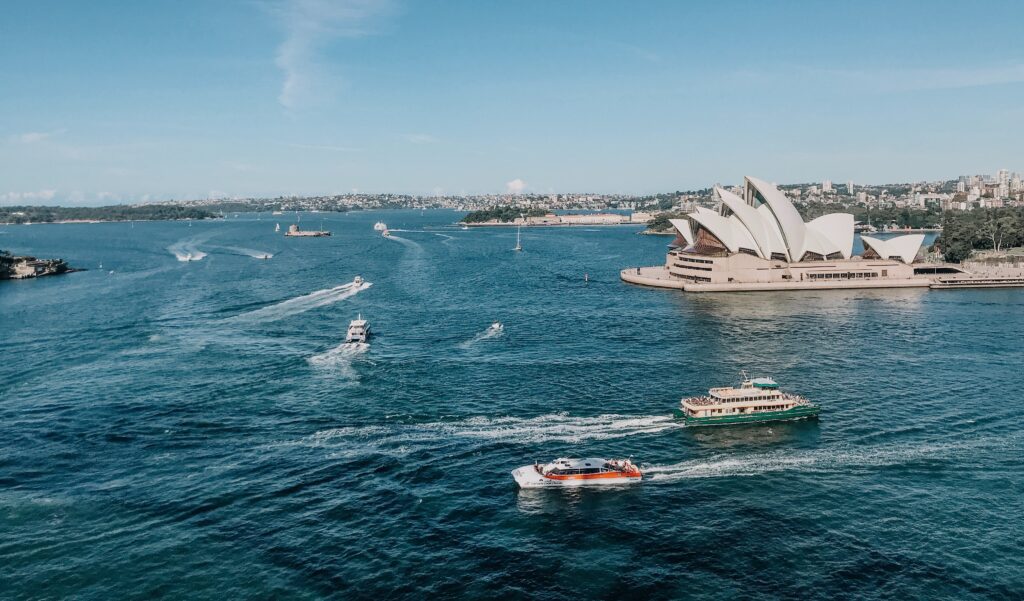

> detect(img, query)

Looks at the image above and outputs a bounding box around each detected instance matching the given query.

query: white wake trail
[309,342,369,379]
[460,326,504,348]
[385,234,421,249]
[644,438,1003,482]
[217,246,274,259]
[230,281,372,322]
[308,413,677,448]
[167,239,208,262]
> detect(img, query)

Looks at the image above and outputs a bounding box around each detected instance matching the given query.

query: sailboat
[513,224,523,252]
[275,223,281,232]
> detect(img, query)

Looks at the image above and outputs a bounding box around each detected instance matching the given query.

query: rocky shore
[0,250,78,280]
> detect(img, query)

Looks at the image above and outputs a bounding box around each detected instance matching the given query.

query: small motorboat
[346,314,370,343]
[373,221,388,232]
[512,458,641,488]
[382,228,391,238]
[490,321,503,332]
[353,275,364,286]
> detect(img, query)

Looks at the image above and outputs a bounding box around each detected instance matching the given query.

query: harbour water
[2,211,1023,599]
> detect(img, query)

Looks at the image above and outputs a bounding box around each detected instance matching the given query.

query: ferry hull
[677,404,820,427]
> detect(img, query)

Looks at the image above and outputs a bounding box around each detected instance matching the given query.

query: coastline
[462,221,645,228]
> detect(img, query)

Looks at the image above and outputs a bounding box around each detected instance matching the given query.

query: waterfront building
[622,176,946,292]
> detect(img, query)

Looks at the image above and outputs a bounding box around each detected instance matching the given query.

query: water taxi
[512,458,641,488]
[373,221,388,232]
[346,314,370,343]
[489,321,503,332]
[677,375,819,426]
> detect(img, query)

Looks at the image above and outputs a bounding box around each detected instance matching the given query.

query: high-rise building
[998,168,1009,186]
[956,181,966,193]
[847,180,854,195]
[822,179,832,193]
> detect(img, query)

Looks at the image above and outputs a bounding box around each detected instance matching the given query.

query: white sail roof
[668,219,694,247]
[745,176,807,261]
[717,186,787,259]
[861,234,925,264]
[681,176,858,263]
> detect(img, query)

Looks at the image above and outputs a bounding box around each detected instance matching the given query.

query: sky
[1,0,1022,205]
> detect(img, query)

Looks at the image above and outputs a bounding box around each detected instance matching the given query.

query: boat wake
[216,246,274,260]
[460,326,504,348]
[644,437,1007,482]
[307,413,677,450]
[385,234,420,248]
[229,280,372,322]
[308,342,369,379]
[167,238,208,262]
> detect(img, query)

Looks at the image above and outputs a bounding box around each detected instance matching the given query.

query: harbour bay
[1,210,1022,599]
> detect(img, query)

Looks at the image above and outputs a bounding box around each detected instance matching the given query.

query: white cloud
[505,178,526,194]
[402,133,435,144]
[9,129,66,144]
[225,161,254,172]
[271,0,394,110]
[286,142,362,152]
[0,189,58,205]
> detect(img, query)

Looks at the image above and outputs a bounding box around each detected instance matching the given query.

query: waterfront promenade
[621,265,1024,292]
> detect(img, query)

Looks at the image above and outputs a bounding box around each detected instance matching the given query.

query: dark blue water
[2,212,1022,600]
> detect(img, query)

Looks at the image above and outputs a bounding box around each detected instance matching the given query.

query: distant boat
[373,221,387,231]
[382,228,391,238]
[513,224,522,252]
[272,210,283,215]
[490,321,504,332]
[346,314,370,343]
[275,223,281,232]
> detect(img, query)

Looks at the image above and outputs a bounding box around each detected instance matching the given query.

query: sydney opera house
[621,176,957,292]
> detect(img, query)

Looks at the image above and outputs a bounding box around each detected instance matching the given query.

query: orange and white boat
[512,457,641,488]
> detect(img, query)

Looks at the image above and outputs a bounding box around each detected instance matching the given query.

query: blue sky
[2,0,1022,205]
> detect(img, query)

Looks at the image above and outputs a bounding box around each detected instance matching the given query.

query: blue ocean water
[1,211,1022,600]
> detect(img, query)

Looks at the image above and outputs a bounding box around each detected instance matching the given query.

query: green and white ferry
[677,374,820,426]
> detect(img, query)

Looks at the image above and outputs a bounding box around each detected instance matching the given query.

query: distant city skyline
[2,0,1023,205]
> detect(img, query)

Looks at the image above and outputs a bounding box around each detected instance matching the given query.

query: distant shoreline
[462,221,645,228]
[1,217,219,226]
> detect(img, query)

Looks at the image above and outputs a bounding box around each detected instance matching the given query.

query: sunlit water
[2,212,1022,599]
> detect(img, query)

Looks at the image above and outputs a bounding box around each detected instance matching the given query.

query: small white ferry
[346,314,370,343]
[677,374,820,426]
[373,221,388,232]
[512,458,641,488]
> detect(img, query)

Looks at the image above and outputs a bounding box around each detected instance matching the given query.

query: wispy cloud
[733,62,1024,93]
[402,133,435,144]
[9,129,66,144]
[505,178,526,194]
[286,142,362,152]
[271,0,394,110]
[0,189,57,204]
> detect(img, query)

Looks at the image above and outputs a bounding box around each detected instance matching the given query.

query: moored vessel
[345,314,370,343]
[677,374,819,426]
[512,458,641,488]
